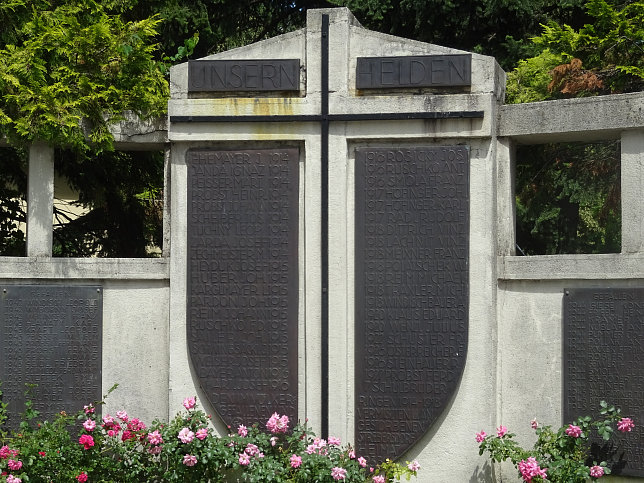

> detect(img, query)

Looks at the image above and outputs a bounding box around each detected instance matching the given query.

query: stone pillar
[26,142,54,257]
[621,130,644,253]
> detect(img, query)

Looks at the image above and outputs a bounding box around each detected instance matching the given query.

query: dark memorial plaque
[355,146,469,462]
[188,60,300,92]
[0,285,102,429]
[187,148,299,428]
[356,55,471,89]
[563,288,644,477]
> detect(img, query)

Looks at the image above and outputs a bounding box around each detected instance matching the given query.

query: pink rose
[373,477,385,483]
[565,424,582,438]
[348,449,356,459]
[7,459,22,471]
[290,454,302,468]
[116,410,128,422]
[84,404,94,414]
[183,397,196,410]
[239,453,250,466]
[83,419,96,431]
[196,428,208,440]
[148,445,162,455]
[78,434,94,450]
[266,412,289,433]
[331,467,347,481]
[358,456,367,468]
[617,417,634,433]
[589,465,604,478]
[407,460,420,471]
[0,445,11,459]
[7,476,22,483]
[328,436,341,446]
[531,419,538,429]
[178,428,194,443]
[497,425,508,438]
[238,425,248,437]
[76,472,88,482]
[270,436,278,446]
[147,430,163,445]
[121,430,135,442]
[475,431,487,443]
[245,443,259,456]
[183,454,197,466]
[519,457,547,481]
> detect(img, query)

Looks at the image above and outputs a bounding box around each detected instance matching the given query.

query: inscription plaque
[563,288,643,477]
[188,60,300,92]
[0,285,102,429]
[356,55,471,89]
[187,148,299,428]
[355,146,469,462]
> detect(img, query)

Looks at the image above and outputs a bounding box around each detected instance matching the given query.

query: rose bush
[0,385,420,482]
[476,401,635,482]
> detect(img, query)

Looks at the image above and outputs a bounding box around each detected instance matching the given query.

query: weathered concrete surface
[498,92,644,143]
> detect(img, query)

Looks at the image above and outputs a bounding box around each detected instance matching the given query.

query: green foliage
[0,392,419,482]
[0,147,27,256]
[515,141,621,255]
[52,149,164,257]
[507,0,644,101]
[506,49,567,103]
[477,402,633,482]
[0,0,168,152]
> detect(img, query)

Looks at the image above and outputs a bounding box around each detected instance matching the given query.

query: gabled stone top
[170,8,504,101]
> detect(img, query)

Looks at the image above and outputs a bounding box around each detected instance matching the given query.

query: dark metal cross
[170,13,483,437]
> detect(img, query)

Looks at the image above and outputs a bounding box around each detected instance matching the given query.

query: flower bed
[0,385,419,482]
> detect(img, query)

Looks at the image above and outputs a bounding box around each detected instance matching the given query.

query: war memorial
[1,8,642,481]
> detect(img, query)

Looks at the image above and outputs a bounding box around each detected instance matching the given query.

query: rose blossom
[290,454,302,468]
[373,477,385,483]
[121,430,135,442]
[83,419,96,431]
[239,453,250,466]
[348,449,356,459]
[358,456,367,468]
[116,410,128,422]
[84,404,94,414]
[183,454,197,467]
[7,460,22,471]
[238,424,248,437]
[79,434,95,450]
[266,412,289,434]
[6,476,22,483]
[147,430,163,445]
[0,445,11,459]
[531,419,538,429]
[270,436,278,447]
[148,445,162,455]
[407,460,420,471]
[589,465,604,477]
[497,425,508,438]
[76,472,88,482]
[617,417,635,433]
[565,424,582,438]
[328,436,341,446]
[331,467,347,480]
[196,428,208,440]
[178,428,194,443]
[245,443,259,456]
[475,431,487,443]
[518,457,547,481]
[183,397,196,410]
[102,414,114,425]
